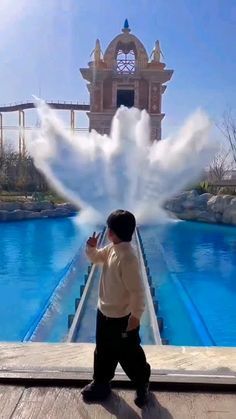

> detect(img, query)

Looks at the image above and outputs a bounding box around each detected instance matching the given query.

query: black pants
[93,310,150,386]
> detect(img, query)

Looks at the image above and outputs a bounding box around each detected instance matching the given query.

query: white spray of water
[30,100,217,224]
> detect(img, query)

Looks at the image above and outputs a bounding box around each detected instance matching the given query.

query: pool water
[1,218,236,346]
[0,217,88,341]
[140,221,236,346]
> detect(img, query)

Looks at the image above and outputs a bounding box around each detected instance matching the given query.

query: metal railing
[135,229,162,345]
[0,101,90,112]
[67,228,106,342]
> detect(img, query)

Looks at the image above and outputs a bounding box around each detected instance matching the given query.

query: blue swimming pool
[140,221,236,346]
[1,218,236,346]
[0,217,88,341]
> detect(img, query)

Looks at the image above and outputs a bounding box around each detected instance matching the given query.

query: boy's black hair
[107,209,136,242]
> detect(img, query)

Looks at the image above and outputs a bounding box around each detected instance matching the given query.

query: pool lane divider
[170,271,216,346]
[67,227,106,342]
[22,246,86,342]
[157,241,216,346]
[135,228,162,345]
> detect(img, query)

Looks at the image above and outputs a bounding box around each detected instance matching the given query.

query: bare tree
[208,148,232,183]
[218,109,236,165]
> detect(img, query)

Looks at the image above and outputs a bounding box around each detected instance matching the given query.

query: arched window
[116,49,136,74]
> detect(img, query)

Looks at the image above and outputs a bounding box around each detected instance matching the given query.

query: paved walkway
[1,385,236,418]
[1,343,236,418]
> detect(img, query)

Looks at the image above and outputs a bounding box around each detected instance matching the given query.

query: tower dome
[103,20,149,71]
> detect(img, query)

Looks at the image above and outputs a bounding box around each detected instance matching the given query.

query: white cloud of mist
[30,102,217,225]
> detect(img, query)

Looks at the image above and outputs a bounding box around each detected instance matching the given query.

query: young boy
[81,209,150,408]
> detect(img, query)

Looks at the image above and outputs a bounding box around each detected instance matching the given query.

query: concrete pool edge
[0,343,236,388]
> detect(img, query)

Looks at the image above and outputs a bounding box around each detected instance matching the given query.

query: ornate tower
[80,20,173,141]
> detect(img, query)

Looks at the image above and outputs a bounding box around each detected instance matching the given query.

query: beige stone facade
[80,20,173,141]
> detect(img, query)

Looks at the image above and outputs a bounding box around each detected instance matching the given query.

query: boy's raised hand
[87,232,100,248]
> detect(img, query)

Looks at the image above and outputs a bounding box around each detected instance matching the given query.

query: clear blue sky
[0,0,236,137]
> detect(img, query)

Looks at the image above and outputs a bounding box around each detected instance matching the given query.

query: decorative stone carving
[150,40,164,63]
[150,83,161,114]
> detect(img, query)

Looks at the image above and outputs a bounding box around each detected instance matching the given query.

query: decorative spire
[122,18,131,33]
[90,38,103,65]
[150,40,164,63]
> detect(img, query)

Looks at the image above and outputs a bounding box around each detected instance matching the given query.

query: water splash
[30,101,216,224]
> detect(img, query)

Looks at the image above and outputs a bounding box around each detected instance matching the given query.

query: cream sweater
[86,242,145,319]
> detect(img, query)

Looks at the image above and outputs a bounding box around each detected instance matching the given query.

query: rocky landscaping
[1,191,236,225]
[0,201,77,221]
[165,190,236,226]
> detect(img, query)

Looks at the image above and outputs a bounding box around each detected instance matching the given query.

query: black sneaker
[81,380,111,402]
[134,383,150,408]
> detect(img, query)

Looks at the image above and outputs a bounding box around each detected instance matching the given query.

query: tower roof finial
[122,18,131,33]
